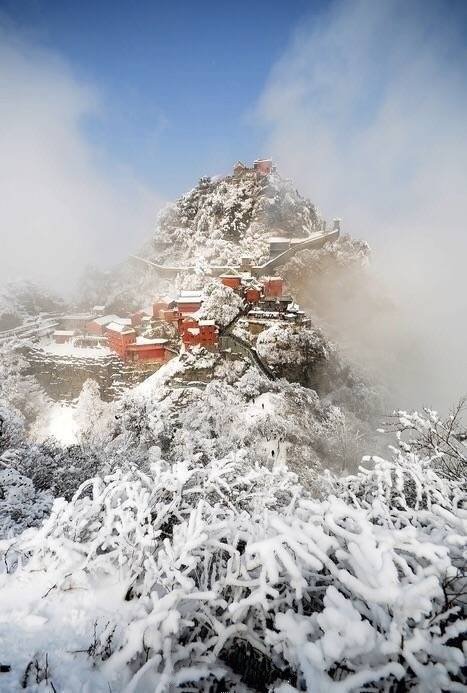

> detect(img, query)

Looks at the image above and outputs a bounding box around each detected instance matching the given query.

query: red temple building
[253,159,273,176]
[125,337,171,363]
[179,317,198,336]
[105,322,137,359]
[233,161,247,176]
[181,319,218,350]
[161,308,182,324]
[220,275,242,290]
[262,277,284,298]
[175,290,203,315]
[130,310,148,327]
[153,296,175,319]
[245,286,261,303]
[87,315,129,337]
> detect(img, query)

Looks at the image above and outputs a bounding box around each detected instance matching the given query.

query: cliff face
[24,347,148,402]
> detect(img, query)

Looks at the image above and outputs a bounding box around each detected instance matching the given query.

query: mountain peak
[149,161,331,269]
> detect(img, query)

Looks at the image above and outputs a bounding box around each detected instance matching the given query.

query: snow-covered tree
[73,379,116,450]
[257,323,328,370]
[195,281,244,328]
[381,400,467,481]
[0,344,49,424]
[0,399,25,453]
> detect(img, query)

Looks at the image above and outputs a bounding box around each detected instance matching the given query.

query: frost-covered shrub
[0,467,52,536]
[0,399,25,452]
[0,451,465,691]
[111,362,348,480]
[1,442,103,502]
[382,404,467,482]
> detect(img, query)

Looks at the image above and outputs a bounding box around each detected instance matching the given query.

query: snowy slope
[149,170,324,267]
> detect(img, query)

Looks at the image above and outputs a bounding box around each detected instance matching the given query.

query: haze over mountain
[0,2,466,690]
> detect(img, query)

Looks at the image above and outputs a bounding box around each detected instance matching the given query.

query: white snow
[0,450,464,690]
[38,403,78,445]
[89,314,122,326]
[105,322,134,334]
[134,336,168,345]
[39,339,112,359]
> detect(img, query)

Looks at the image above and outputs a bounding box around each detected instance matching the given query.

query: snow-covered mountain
[149,169,324,267]
[0,165,465,692]
[77,167,332,311]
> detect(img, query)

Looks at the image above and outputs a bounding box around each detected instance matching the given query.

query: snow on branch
[0,448,465,691]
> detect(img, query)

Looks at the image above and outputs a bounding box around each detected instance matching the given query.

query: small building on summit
[233,161,248,176]
[232,159,274,177]
[253,159,273,176]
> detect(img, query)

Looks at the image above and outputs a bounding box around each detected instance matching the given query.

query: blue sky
[0,0,328,197]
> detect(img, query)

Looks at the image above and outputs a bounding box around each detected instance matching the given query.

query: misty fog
[257,0,467,412]
[0,21,162,292]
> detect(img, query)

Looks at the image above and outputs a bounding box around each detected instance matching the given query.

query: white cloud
[258,0,467,410]
[0,24,162,292]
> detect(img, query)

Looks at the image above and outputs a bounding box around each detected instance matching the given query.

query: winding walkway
[219,308,276,381]
[130,227,339,278]
[220,332,276,380]
[0,316,62,344]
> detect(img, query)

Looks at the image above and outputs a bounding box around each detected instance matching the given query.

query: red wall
[126,344,168,362]
[86,321,105,337]
[245,287,261,303]
[182,324,218,348]
[106,330,136,358]
[263,278,284,298]
[161,309,181,322]
[221,276,242,290]
[177,302,202,314]
[254,160,272,175]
